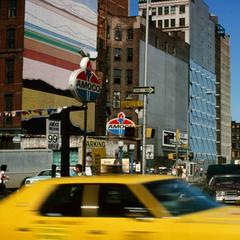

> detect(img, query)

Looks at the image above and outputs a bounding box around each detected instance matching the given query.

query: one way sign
[133,86,155,94]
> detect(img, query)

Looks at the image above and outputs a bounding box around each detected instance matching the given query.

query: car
[1,175,240,239]
[208,174,240,204]
[24,169,61,186]
[24,168,77,186]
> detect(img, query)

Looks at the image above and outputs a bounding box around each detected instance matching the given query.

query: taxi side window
[39,184,83,217]
[98,184,152,218]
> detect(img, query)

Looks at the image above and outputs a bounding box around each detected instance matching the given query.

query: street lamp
[129,144,135,174]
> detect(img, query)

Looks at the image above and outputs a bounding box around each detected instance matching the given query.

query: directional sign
[133,86,155,94]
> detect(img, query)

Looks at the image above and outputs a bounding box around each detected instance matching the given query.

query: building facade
[139,0,218,168]
[211,17,231,164]
[232,121,240,162]
[105,11,189,161]
[0,0,25,148]
[0,0,103,150]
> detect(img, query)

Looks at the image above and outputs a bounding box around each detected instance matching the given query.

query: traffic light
[146,128,155,138]
[168,153,176,160]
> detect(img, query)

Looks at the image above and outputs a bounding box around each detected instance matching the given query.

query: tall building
[211,16,231,164]
[231,121,240,162]
[0,0,25,148]
[0,0,102,149]
[139,0,217,168]
[105,10,189,161]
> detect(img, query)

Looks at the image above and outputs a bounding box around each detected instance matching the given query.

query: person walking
[72,164,86,176]
[0,165,9,196]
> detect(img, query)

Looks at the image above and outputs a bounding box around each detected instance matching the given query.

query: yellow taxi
[1,175,240,240]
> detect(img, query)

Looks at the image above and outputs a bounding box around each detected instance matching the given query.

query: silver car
[25,169,61,186]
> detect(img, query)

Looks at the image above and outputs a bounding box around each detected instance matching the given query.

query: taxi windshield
[144,179,220,216]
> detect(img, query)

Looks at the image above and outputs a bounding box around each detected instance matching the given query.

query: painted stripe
[25,22,96,52]
[25,29,80,53]
[24,38,96,70]
[24,38,80,65]
[24,49,79,71]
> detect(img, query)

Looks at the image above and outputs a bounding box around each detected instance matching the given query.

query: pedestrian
[72,164,86,176]
[0,165,9,195]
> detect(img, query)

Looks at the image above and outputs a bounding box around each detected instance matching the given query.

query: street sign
[46,119,61,150]
[133,86,155,94]
[121,100,143,108]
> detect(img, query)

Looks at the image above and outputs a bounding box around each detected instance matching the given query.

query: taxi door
[74,183,162,240]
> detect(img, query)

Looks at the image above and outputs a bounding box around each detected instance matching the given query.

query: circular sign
[69,68,101,102]
[106,112,135,135]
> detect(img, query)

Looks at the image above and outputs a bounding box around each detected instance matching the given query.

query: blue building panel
[189,60,217,167]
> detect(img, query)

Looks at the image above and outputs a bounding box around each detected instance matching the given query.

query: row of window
[0,0,17,17]
[108,27,134,41]
[142,5,185,16]
[152,5,185,16]
[157,18,185,28]
[114,48,133,62]
[113,69,133,85]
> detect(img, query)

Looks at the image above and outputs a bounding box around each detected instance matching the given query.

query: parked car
[1,175,240,239]
[207,174,240,204]
[24,169,61,186]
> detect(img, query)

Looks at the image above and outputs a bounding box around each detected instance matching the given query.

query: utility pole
[142,0,150,175]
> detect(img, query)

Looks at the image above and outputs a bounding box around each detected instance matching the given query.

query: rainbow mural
[22,0,98,134]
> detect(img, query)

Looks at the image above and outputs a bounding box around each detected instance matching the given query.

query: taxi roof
[42,174,176,186]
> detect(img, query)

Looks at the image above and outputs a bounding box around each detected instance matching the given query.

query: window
[179,5,185,14]
[151,8,156,16]
[144,179,219,216]
[158,7,162,15]
[142,9,146,16]
[113,69,121,84]
[164,19,169,28]
[127,48,133,61]
[39,184,83,217]
[171,19,175,27]
[158,20,162,28]
[155,37,160,48]
[107,25,110,39]
[114,48,122,61]
[126,69,133,85]
[114,27,122,41]
[8,0,17,17]
[170,6,176,14]
[98,184,151,217]
[127,28,133,40]
[5,59,14,83]
[179,18,185,26]
[164,6,169,15]
[113,91,120,108]
[4,94,13,125]
[7,28,15,48]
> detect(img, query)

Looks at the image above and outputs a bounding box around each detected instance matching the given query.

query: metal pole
[82,102,88,173]
[142,0,150,175]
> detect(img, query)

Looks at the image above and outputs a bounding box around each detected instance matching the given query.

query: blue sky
[130,0,239,121]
